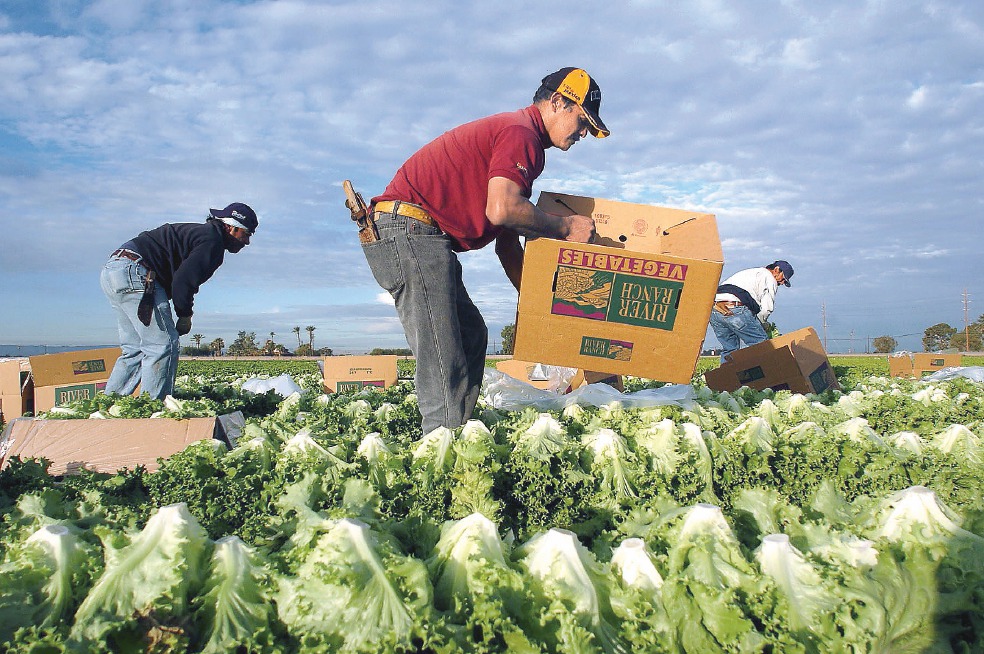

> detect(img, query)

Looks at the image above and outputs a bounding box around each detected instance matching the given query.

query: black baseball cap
[541,67,610,138]
[209,202,258,234]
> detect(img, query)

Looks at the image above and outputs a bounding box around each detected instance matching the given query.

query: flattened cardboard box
[0,416,230,476]
[323,355,398,393]
[513,192,723,383]
[0,349,120,420]
[704,327,840,395]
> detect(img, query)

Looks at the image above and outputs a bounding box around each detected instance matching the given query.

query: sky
[1,0,982,358]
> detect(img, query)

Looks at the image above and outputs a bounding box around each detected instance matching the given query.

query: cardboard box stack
[704,327,840,395]
[323,355,399,393]
[513,192,723,384]
[0,348,120,420]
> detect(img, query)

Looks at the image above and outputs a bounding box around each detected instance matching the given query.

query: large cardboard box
[323,355,399,393]
[913,353,962,376]
[513,192,723,383]
[0,349,120,420]
[0,414,238,475]
[30,348,121,414]
[704,327,840,395]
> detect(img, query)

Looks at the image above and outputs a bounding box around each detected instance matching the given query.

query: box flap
[536,191,722,262]
[28,348,121,387]
[0,358,29,395]
[0,416,226,475]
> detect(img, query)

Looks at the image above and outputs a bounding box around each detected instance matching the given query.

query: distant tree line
[871,314,984,353]
[180,325,332,357]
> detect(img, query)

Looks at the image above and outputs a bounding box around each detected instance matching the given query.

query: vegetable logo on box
[71,358,108,375]
[580,336,633,361]
[551,248,687,329]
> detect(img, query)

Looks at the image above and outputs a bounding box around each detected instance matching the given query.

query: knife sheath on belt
[137,270,156,326]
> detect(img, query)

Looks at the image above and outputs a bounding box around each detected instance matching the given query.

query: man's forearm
[495,231,524,291]
[487,177,595,243]
[495,198,571,239]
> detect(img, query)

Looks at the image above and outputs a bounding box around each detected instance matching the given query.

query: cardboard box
[496,359,624,393]
[0,358,32,421]
[513,192,723,383]
[495,359,560,390]
[30,348,121,415]
[888,354,915,378]
[887,353,962,378]
[567,369,625,393]
[704,327,840,395]
[0,414,237,475]
[913,353,962,377]
[323,355,399,393]
[0,349,120,420]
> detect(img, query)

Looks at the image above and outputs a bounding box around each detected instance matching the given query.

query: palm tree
[192,334,204,348]
[306,325,316,348]
[210,338,224,356]
[293,326,302,348]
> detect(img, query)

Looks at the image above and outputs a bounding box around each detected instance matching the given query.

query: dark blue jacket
[127,221,226,318]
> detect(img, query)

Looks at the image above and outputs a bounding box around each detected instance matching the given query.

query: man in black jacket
[99,203,257,399]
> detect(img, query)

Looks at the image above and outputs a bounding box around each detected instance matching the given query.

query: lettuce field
[1,357,983,653]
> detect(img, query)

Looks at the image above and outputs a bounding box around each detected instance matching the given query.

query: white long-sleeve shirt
[714,267,779,324]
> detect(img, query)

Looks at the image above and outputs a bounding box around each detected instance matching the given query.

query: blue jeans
[709,305,768,363]
[361,209,487,434]
[99,255,179,400]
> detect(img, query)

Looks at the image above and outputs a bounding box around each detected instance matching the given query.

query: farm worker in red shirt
[360,67,610,434]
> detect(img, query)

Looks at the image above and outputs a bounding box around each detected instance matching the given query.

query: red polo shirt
[373,105,550,251]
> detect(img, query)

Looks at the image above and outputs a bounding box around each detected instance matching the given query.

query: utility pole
[849,329,855,354]
[821,301,828,352]
[963,289,971,351]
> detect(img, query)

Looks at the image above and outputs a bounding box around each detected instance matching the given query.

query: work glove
[176,316,192,336]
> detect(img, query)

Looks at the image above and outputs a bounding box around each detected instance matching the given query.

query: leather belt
[374,200,439,228]
[111,248,142,263]
[713,299,742,315]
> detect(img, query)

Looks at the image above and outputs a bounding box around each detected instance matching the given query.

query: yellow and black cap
[541,67,610,138]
